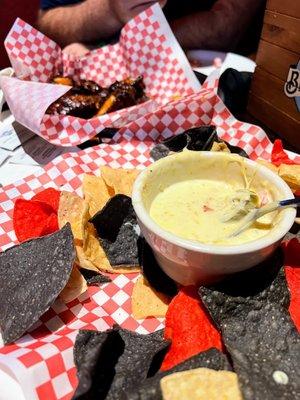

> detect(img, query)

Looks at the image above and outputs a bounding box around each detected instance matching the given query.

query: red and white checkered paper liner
[1,3,200,146]
[0,89,299,400]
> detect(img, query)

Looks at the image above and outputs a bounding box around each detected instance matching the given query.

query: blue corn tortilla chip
[150,126,216,160]
[73,327,169,399]
[149,143,170,161]
[150,125,248,160]
[124,348,231,400]
[186,126,218,151]
[90,195,141,268]
[141,239,178,298]
[79,268,112,285]
[224,141,249,158]
[78,128,118,150]
[0,224,75,344]
[199,249,300,400]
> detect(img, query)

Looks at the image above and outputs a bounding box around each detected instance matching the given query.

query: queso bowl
[132,151,296,285]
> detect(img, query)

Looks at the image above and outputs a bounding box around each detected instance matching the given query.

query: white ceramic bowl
[132,151,296,285]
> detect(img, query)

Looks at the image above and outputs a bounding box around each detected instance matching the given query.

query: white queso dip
[145,151,280,245]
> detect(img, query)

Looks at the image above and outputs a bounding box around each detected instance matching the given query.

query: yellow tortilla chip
[76,245,100,272]
[211,141,231,153]
[82,174,111,217]
[58,191,89,242]
[57,188,140,274]
[278,164,300,191]
[100,166,140,197]
[58,191,90,269]
[132,276,170,319]
[84,223,140,274]
[256,159,279,173]
[59,265,87,303]
[160,368,242,400]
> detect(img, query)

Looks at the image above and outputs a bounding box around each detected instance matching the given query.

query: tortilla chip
[73,328,168,400]
[32,187,61,213]
[278,164,300,191]
[90,195,141,271]
[59,265,87,303]
[200,250,300,400]
[80,268,112,285]
[13,199,58,243]
[132,276,171,319]
[160,368,242,400]
[211,141,231,153]
[82,174,111,217]
[161,286,222,371]
[100,166,139,196]
[271,139,297,166]
[58,191,90,269]
[256,159,279,173]
[58,191,89,242]
[84,223,140,274]
[125,349,231,400]
[150,127,248,161]
[0,224,75,344]
[76,245,100,272]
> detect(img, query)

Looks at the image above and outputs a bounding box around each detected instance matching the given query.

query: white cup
[132,151,296,285]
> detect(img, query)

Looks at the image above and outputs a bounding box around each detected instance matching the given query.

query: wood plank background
[267,0,300,19]
[248,0,300,150]
[262,11,300,54]
[256,41,299,82]
[251,67,299,121]
[248,94,300,150]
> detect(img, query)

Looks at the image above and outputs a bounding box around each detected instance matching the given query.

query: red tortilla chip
[41,213,59,236]
[161,286,223,371]
[284,238,300,332]
[271,139,300,167]
[13,199,55,242]
[32,188,61,213]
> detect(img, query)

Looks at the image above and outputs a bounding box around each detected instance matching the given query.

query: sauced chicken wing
[47,92,102,119]
[73,80,109,96]
[47,76,147,119]
[97,76,147,116]
[52,76,74,86]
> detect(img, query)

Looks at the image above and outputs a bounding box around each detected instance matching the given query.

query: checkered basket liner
[1,4,201,147]
[0,89,299,400]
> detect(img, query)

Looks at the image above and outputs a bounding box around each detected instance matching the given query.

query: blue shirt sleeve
[41,0,83,10]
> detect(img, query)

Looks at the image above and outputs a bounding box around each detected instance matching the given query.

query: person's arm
[37,0,122,47]
[170,0,264,51]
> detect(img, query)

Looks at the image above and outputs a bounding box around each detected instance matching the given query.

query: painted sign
[284,60,300,112]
